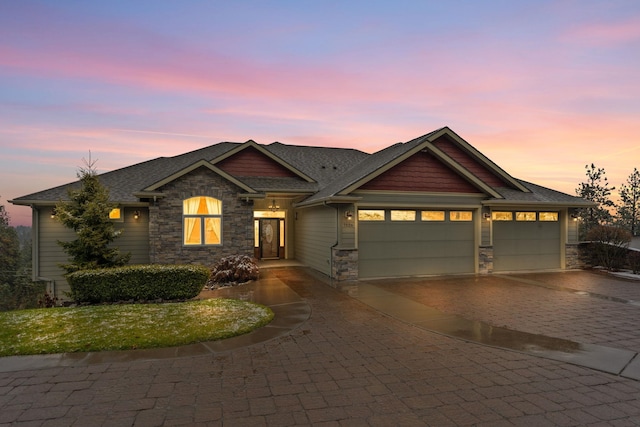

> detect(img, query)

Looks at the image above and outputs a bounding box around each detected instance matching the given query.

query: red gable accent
[432,136,508,187]
[216,146,298,177]
[359,151,481,193]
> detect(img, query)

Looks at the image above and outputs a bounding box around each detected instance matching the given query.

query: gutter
[324,201,340,286]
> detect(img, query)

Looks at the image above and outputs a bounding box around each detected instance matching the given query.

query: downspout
[324,201,340,287]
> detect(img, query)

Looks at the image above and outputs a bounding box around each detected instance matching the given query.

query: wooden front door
[259,218,280,259]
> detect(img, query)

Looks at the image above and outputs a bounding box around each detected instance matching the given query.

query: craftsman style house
[11,127,593,299]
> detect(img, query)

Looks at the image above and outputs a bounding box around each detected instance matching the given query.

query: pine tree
[618,168,640,236]
[55,157,130,274]
[575,164,616,239]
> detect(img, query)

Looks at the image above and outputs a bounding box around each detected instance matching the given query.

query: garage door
[492,211,561,271]
[358,209,475,278]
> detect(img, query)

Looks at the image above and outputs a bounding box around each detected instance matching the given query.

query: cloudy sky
[2,1,639,226]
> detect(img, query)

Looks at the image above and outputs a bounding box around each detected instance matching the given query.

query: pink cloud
[562,16,640,46]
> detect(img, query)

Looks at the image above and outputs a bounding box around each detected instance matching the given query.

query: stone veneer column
[478,246,494,274]
[331,248,358,283]
[565,243,584,269]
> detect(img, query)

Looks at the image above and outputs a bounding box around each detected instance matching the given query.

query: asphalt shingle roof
[10,129,590,209]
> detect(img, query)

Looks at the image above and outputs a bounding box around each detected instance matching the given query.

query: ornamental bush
[207,255,259,287]
[66,264,210,303]
[585,225,632,271]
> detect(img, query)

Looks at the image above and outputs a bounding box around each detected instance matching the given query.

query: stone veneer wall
[565,243,585,270]
[331,248,358,283]
[149,167,254,265]
[478,246,494,274]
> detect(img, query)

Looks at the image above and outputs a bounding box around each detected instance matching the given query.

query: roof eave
[294,195,362,209]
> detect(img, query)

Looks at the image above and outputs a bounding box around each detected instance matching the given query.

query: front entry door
[260,219,279,259]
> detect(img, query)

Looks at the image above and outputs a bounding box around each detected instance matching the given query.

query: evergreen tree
[56,158,130,274]
[575,164,616,239]
[0,199,19,287]
[618,167,640,236]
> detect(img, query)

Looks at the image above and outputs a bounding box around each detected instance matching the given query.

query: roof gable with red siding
[358,150,483,193]
[431,135,510,188]
[215,146,299,178]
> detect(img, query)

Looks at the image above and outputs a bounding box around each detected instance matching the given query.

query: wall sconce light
[268,199,279,212]
[133,210,140,220]
[345,211,353,220]
[483,212,491,220]
[50,208,56,219]
[571,213,579,221]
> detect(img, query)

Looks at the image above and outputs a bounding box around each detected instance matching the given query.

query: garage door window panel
[540,212,559,221]
[391,210,416,221]
[516,212,536,221]
[421,211,445,221]
[358,210,385,221]
[492,212,513,221]
[450,211,473,221]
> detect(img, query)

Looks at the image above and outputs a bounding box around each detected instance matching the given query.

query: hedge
[66,264,211,303]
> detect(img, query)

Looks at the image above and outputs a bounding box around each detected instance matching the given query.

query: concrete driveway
[2,267,640,426]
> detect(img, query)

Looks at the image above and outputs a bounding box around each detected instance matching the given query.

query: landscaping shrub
[585,225,632,271]
[67,264,210,303]
[208,255,259,287]
[629,251,640,274]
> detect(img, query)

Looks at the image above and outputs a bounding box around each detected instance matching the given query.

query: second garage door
[492,211,561,271]
[358,209,476,278]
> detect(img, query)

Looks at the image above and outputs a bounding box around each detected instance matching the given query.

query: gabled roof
[296,126,527,206]
[143,159,257,194]
[212,140,316,183]
[10,127,591,210]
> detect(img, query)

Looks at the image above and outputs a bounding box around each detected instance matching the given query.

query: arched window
[183,196,222,245]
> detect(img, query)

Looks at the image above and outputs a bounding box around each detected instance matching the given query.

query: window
[391,210,416,221]
[492,212,513,221]
[421,211,445,221]
[516,212,536,221]
[109,208,121,220]
[450,211,473,221]
[358,210,385,221]
[183,196,222,245]
[540,212,559,221]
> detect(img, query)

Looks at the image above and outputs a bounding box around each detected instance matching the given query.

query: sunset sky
[2,1,639,226]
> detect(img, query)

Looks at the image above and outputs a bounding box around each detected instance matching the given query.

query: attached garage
[492,211,561,271]
[358,209,476,278]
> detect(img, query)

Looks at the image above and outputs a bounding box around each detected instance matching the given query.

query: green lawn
[0,298,274,357]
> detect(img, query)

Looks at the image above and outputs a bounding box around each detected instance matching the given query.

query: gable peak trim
[143,159,257,194]
[211,140,316,183]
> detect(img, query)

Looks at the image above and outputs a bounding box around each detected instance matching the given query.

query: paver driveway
[2,267,640,426]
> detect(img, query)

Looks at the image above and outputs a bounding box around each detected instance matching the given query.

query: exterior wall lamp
[133,210,140,220]
[345,211,354,220]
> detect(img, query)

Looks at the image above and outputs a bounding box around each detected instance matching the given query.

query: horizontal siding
[432,136,507,187]
[216,147,298,177]
[37,206,150,300]
[294,205,336,276]
[360,151,480,193]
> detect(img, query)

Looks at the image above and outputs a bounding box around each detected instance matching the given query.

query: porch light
[483,213,491,220]
[133,210,140,220]
[345,211,353,220]
[50,208,56,219]
[269,199,279,212]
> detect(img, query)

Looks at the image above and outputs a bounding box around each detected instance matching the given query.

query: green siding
[35,206,150,300]
[294,205,336,276]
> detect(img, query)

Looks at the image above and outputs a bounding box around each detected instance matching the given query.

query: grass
[0,298,274,357]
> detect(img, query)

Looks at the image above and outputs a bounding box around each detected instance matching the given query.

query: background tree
[617,167,640,236]
[55,157,130,274]
[575,164,616,239]
[0,199,19,290]
[0,199,42,311]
